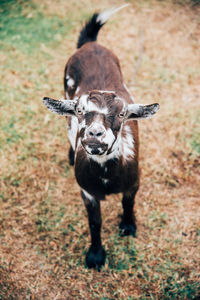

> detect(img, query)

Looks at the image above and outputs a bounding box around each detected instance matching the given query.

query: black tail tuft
[77,13,104,49]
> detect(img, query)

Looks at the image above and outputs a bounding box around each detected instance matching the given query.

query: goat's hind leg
[81,190,106,271]
[119,185,139,237]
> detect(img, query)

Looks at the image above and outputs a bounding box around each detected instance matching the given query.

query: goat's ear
[43,97,77,116]
[126,103,159,120]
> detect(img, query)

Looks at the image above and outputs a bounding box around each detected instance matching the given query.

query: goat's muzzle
[81,139,108,156]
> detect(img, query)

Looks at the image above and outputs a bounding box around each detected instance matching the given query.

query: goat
[43,5,159,270]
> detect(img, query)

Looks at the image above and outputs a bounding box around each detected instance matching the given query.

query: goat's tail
[77,4,129,49]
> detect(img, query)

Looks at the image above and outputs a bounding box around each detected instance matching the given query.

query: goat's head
[43,90,159,156]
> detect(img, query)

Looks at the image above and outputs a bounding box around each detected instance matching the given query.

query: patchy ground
[0,0,200,299]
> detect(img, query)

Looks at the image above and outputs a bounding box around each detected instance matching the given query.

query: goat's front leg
[81,190,106,270]
[119,186,139,237]
[68,145,74,166]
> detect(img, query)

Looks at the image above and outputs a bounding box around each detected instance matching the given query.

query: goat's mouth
[81,140,108,156]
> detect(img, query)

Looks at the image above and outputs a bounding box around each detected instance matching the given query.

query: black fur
[68,146,75,166]
[77,13,104,48]
[119,190,138,237]
[81,190,106,270]
[86,246,106,271]
[64,62,82,98]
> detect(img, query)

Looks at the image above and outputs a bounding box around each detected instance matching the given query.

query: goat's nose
[87,125,105,138]
[88,129,104,137]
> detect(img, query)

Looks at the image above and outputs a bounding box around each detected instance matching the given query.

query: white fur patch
[87,134,121,165]
[65,91,69,99]
[85,125,134,164]
[68,116,78,150]
[79,119,86,130]
[67,78,75,88]
[101,178,109,184]
[87,146,120,165]
[85,145,92,154]
[78,94,88,112]
[78,94,108,114]
[98,90,115,94]
[97,4,130,25]
[82,189,95,202]
[103,128,115,148]
[87,101,108,114]
[75,86,80,95]
[122,125,134,160]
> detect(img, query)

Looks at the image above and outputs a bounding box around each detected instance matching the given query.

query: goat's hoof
[85,246,106,271]
[119,222,137,237]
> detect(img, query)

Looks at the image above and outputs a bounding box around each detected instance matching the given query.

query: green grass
[0,0,74,152]
[192,136,200,154]
[191,112,200,155]
[0,5,89,131]
[0,0,72,53]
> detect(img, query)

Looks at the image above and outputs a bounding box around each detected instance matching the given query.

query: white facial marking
[87,125,135,164]
[85,128,122,165]
[78,94,88,112]
[122,125,134,160]
[79,94,88,105]
[79,119,86,130]
[82,189,95,202]
[67,116,78,150]
[87,145,120,165]
[98,90,115,94]
[79,94,109,114]
[85,145,92,154]
[103,128,115,147]
[87,101,108,114]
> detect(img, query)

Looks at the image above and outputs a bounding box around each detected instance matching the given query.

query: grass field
[0,0,200,299]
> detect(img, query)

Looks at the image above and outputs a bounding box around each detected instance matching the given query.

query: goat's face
[76,91,126,156]
[43,90,159,156]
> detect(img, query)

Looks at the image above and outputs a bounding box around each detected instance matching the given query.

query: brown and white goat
[43,6,159,270]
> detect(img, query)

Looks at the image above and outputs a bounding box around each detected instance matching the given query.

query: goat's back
[65,42,132,102]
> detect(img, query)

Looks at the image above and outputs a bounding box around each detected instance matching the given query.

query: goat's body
[43,7,159,270]
[64,28,140,269]
[65,42,132,102]
[75,149,139,199]
[65,42,139,200]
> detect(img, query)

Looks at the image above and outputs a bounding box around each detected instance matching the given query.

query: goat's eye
[118,112,125,118]
[77,107,82,115]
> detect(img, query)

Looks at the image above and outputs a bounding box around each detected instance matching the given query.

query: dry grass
[0,0,200,299]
